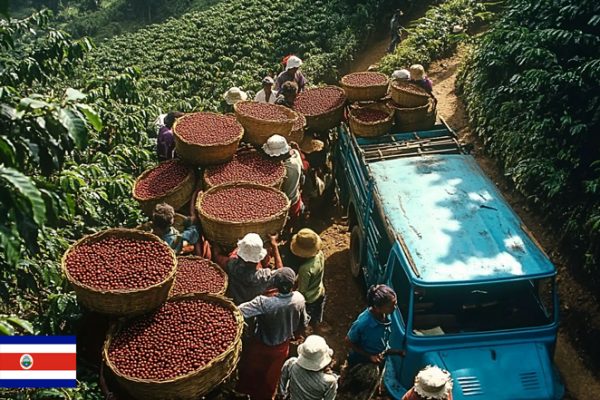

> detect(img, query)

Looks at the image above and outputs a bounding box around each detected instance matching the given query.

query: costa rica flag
[0,336,76,388]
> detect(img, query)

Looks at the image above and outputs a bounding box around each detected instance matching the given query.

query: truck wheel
[350,225,363,278]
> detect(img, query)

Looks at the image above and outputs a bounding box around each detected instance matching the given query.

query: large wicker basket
[173,113,243,166]
[340,72,389,102]
[196,182,290,246]
[288,111,306,144]
[389,99,437,132]
[234,101,298,145]
[296,86,347,132]
[390,80,430,108]
[169,256,228,298]
[133,160,196,217]
[203,153,285,190]
[61,228,177,316]
[103,293,244,400]
[349,103,395,138]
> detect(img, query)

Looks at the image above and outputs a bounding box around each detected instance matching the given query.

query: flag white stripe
[0,371,77,380]
[0,344,76,354]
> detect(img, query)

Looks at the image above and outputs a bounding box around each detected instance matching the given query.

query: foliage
[457,0,600,270]
[377,0,491,74]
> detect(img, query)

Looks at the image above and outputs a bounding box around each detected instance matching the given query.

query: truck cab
[334,122,564,399]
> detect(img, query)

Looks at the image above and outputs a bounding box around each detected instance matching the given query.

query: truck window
[390,260,411,323]
[412,278,555,336]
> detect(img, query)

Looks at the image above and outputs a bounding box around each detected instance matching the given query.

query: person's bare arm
[270,233,283,269]
[344,336,384,364]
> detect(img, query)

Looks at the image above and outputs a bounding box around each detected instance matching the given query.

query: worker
[278,335,338,400]
[213,233,283,305]
[409,64,433,94]
[151,203,199,254]
[156,111,184,161]
[299,136,328,216]
[223,86,248,112]
[275,55,306,94]
[275,81,299,108]
[388,9,405,53]
[402,365,453,400]
[340,284,405,396]
[290,228,327,330]
[262,134,304,232]
[254,76,277,104]
[237,267,310,400]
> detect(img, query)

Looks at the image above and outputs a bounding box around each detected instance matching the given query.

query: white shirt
[254,88,276,104]
[281,149,303,204]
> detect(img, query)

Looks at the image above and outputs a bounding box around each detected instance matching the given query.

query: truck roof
[369,153,556,284]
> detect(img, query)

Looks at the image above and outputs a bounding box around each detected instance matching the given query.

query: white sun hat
[296,335,333,371]
[409,64,426,81]
[262,134,290,157]
[414,365,453,399]
[391,69,410,80]
[236,233,267,263]
[286,55,303,71]
[223,87,248,105]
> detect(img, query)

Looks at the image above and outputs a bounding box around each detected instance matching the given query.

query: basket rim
[197,182,290,225]
[234,101,299,125]
[171,255,229,296]
[203,150,286,188]
[103,293,244,385]
[132,160,195,202]
[390,80,430,98]
[292,112,307,130]
[172,112,244,148]
[387,98,433,111]
[295,85,348,117]
[61,228,178,295]
[349,103,394,126]
[340,72,389,89]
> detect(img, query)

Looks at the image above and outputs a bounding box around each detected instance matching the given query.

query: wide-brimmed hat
[223,87,248,105]
[290,228,322,258]
[237,233,267,263]
[297,335,333,371]
[414,365,453,399]
[409,64,426,81]
[262,134,290,157]
[300,137,325,154]
[262,76,275,85]
[286,55,303,71]
[391,69,410,80]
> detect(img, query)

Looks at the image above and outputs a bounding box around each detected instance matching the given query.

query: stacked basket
[341,72,389,102]
[294,86,347,132]
[389,80,436,131]
[234,101,298,145]
[349,103,395,138]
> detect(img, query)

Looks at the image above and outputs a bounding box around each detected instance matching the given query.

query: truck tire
[350,225,363,278]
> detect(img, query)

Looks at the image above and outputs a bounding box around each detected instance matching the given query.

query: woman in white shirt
[254,76,277,104]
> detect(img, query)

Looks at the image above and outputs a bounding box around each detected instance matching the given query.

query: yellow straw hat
[290,228,323,258]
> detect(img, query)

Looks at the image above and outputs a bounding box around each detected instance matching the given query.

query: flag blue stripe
[0,335,76,344]
[0,379,77,388]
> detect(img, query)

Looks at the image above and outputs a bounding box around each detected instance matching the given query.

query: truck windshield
[411,278,555,336]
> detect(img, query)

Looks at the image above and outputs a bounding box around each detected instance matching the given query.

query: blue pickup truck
[334,122,564,399]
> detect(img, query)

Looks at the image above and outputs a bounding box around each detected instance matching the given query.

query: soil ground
[311,27,600,400]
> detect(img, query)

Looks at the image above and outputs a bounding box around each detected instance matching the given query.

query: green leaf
[0,166,47,227]
[58,108,88,149]
[77,104,103,132]
[0,227,20,265]
[0,136,16,165]
[0,321,15,335]
[19,97,51,110]
[6,316,34,333]
[65,88,86,102]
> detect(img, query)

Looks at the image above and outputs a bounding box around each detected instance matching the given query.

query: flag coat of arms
[0,336,76,388]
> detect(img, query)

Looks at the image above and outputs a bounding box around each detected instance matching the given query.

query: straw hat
[391,69,410,80]
[237,233,267,263]
[300,137,325,154]
[286,55,303,71]
[414,365,453,399]
[290,228,322,258]
[262,76,275,85]
[409,64,426,81]
[297,335,333,371]
[223,87,248,105]
[262,134,290,157]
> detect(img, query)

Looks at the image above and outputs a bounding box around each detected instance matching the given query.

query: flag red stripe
[0,353,76,371]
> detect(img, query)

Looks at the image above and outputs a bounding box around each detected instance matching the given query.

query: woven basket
[390,99,437,132]
[173,113,243,166]
[349,103,395,138]
[103,293,244,400]
[133,160,196,217]
[296,86,347,132]
[196,183,290,246]
[61,228,177,316]
[169,256,228,298]
[234,101,298,145]
[340,72,389,102]
[203,150,285,190]
[390,80,430,108]
[288,111,306,144]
